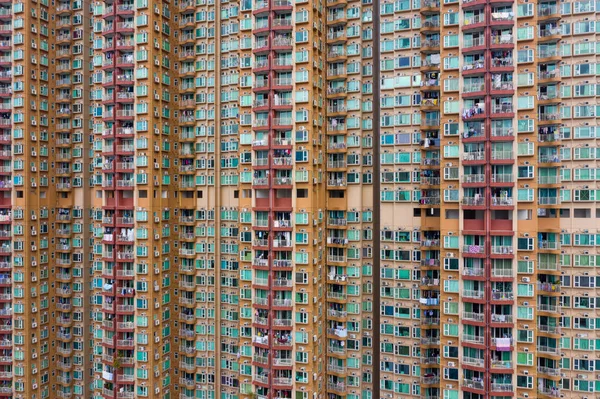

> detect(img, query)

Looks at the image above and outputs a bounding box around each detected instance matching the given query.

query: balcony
[539,154,560,163]
[421,336,440,345]
[463,245,485,254]
[327,382,346,392]
[328,344,345,355]
[491,34,513,46]
[492,268,513,277]
[538,133,561,143]
[462,357,484,367]
[537,366,561,377]
[422,376,440,385]
[491,383,513,392]
[538,176,559,185]
[491,291,513,300]
[463,37,485,50]
[273,278,293,287]
[462,290,484,299]
[538,387,561,398]
[327,364,346,373]
[539,241,559,250]
[537,282,560,293]
[538,304,560,314]
[462,174,484,184]
[538,261,559,271]
[491,314,513,323]
[539,113,561,122]
[462,334,484,344]
[538,345,560,355]
[327,178,346,187]
[463,151,484,161]
[421,317,440,326]
[491,246,513,255]
[421,239,440,247]
[327,291,347,300]
[491,104,513,114]
[463,379,485,390]
[463,267,484,276]
[491,150,513,160]
[421,356,440,365]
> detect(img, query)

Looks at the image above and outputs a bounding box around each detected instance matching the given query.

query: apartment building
[3,0,600,398]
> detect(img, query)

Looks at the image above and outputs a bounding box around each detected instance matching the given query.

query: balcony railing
[462,290,484,299]
[463,379,485,390]
[539,113,561,121]
[463,267,484,276]
[491,291,514,300]
[492,268,513,277]
[491,314,513,323]
[463,82,485,93]
[538,345,560,355]
[491,245,513,254]
[463,151,484,161]
[463,245,485,254]
[538,304,560,314]
[462,174,485,183]
[464,37,485,48]
[538,281,560,292]
[462,357,484,367]
[491,150,513,160]
[537,366,561,377]
[462,334,484,344]
[491,383,513,392]
[538,176,559,184]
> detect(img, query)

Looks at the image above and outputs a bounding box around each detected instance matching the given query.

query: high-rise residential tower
[3,0,600,398]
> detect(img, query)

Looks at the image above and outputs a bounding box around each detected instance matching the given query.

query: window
[517,237,534,250]
[295,31,308,43]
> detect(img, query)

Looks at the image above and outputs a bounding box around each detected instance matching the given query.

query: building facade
[3,0,600,398]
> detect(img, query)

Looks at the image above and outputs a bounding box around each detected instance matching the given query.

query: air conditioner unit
[31,182,37,187]
[32,383,38,389]
[32,322,37,328]
[154,217,160,222]
[154,163,159,169]
[154,251,159,257]
[522,277,530,282]
[31,261,37,266]
[31,166,37,172]
[32,307,37,312]
[32,120,37,125]
[154,234,159,240]
[32,368,38,374]
[31,245,37,251]
[155,336,159,343]
[154,128,160,134]
[154,320,160,326]
[31,151,37,156]
[32,337,37,343]
[31,215,37,220]
[32,276,37,282]
[154,268,160,274]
